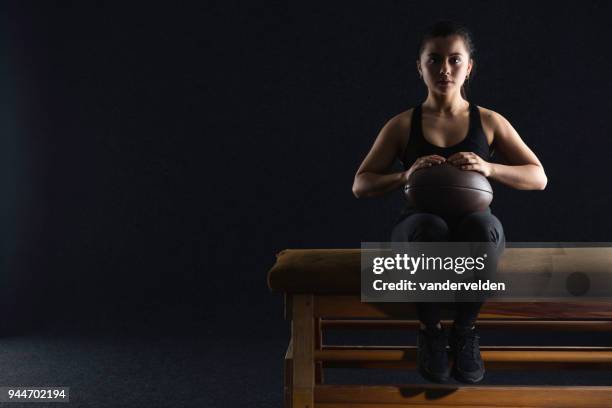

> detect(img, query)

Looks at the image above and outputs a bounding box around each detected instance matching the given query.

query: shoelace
[456,330,480,359]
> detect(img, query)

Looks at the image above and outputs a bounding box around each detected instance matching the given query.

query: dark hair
[418,20,476,98]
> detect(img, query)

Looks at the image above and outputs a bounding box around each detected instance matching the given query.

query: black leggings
[390,209,506,329]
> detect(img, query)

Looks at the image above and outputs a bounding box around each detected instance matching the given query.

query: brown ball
[404,162,493,217]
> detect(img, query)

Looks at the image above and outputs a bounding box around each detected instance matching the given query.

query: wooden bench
[267,247,612,408]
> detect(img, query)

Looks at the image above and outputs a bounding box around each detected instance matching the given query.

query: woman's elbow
[538,176,548,190]
[352,175,370,198]
[535,167,548,190]
[352,180,364,198]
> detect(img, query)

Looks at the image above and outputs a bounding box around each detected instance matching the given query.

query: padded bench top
[267,247,612,294]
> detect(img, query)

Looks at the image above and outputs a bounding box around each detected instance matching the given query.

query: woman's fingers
[447,153,460,162]
[428,155,446,162]
[411,155,447,174]
[449,152,479,166]
[438,152,490,176]
[423,155,445,164]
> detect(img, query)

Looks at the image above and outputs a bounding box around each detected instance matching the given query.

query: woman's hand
[447,152,494,177]
[404,154,446,181]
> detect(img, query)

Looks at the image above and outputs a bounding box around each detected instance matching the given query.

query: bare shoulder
[476,105,510,145]
[387,107,414,131]
[387,108,414,154]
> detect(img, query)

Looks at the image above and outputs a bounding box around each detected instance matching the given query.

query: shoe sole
[418,365,451,384]
[452,366,485,384]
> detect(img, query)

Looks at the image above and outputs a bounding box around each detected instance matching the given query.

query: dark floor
[1,300,611,407]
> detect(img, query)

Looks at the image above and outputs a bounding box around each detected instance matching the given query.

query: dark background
[3,1,612,329]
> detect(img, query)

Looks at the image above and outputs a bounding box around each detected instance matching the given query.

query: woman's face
[417,35,473,95]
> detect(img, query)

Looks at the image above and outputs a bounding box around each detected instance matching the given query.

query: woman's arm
[448,111,547,190]
[353,112,446,198]
[352,115,407,198]
[488,112,547,190]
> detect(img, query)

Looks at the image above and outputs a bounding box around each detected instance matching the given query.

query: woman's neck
[422,94,469,116]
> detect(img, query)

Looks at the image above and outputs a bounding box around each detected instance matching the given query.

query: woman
[352,21,547,384]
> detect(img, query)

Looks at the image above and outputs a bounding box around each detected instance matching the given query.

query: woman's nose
[439,61,451,75]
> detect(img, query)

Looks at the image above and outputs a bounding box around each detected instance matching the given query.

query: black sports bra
[401,102,493,170]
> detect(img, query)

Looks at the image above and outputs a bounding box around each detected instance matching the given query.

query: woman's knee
[454,212,505,243]
[391,213,450,242]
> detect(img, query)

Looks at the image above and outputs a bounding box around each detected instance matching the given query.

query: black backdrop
[3,1,612,329]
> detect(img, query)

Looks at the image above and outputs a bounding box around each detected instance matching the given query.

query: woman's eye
[428,57,460,64]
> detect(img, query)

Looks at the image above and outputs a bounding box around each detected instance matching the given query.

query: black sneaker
[416,326,450,383]
[449,325,485,383]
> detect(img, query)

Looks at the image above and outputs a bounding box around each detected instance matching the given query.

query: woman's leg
[391,213,450,328]
[449,210,505,383]
[451,211,505,328]
[391,213,452,382]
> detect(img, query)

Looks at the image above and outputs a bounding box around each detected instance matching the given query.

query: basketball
[404,162,493,216]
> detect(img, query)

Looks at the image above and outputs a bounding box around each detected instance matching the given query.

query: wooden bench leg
[286,321,318,407]
[292,294,315,408]
[315,317,324,385]
[284,339,293,408]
